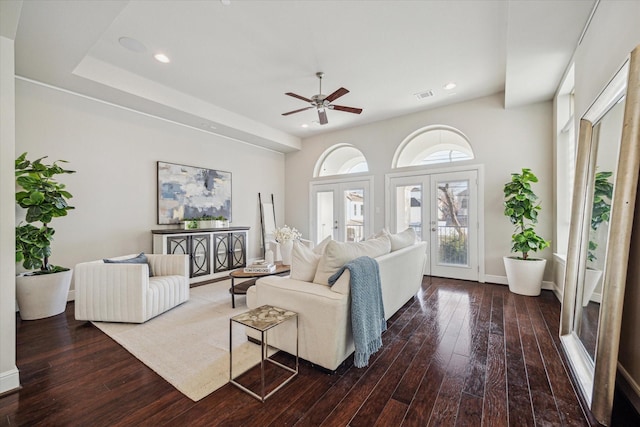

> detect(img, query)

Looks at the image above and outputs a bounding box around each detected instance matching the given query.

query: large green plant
[588,171,614,264]
[503,168,550,260]
[15,152,75,273]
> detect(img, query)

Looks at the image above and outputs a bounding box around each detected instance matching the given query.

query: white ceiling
[12,0,596,153]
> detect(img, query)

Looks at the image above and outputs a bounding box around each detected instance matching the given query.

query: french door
[310,178,372,243]
[388,169,480,281]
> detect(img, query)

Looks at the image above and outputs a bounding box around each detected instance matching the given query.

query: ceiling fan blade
[325,87,349,103]
[285,92,313,103]
[318,109,328,125]
[331,105,363,114]
[282,106,313,116]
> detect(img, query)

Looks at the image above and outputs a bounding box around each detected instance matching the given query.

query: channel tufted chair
[74,254,189,323]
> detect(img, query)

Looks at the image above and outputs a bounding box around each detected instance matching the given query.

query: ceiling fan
[282,72,362,125]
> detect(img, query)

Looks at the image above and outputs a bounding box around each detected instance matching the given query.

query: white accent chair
[74,254,189,323]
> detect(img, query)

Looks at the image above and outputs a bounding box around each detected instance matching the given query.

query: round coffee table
[228,263,290,308]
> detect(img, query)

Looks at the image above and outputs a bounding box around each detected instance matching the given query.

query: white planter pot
[16,269,73,320]
[583,268,603,306]
[503,256,546,296]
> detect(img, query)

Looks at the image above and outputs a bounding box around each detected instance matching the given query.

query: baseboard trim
[0,367,20,395]
[484,274,561,300]
[617,364,640,415]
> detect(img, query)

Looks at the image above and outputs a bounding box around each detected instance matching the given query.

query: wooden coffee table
[228,263,290,308]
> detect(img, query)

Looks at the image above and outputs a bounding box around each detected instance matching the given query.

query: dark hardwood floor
[1,277,637,426]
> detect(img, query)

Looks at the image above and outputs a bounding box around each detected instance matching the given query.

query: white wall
[285,93,553,281]
[571,0,640,409]
[15,79,286,291]
[0,36,20,395]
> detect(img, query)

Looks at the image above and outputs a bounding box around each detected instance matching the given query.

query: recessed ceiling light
[444,82,457,90]
[118,36,147,53]
[301,124,309,128]
[154,53,170,63]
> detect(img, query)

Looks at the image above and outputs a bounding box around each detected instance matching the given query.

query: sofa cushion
[103,252,154,277]
[390,228,417,251]
[290,236,331,281]
[313,235,391,285]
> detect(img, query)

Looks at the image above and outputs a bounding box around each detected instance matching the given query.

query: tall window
[393,125,474,168]
[314,144,369,177]
[556,64,576,254]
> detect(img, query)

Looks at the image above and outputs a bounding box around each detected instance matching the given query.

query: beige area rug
[92,280,263,401]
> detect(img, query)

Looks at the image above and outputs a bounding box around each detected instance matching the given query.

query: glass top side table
[229,305,298,402]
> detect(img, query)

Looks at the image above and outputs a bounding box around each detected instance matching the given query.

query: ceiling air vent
[414,90,435,100]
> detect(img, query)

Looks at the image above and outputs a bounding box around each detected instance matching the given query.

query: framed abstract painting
[157,161,232,225]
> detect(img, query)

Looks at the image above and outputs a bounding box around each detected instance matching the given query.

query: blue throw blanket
[328,256,386,368]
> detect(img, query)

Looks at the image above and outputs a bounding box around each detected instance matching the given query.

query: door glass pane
[344,189,364,242]
[436,179,469,266]
[317,191,334,243]
[395,185,422,237]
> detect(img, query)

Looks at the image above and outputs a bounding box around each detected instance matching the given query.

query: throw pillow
[103,253,154,277]
[289,236,332,282]
[313,234,391,285]
[290,241,322,282]
[390,228,417,251]
[313,235,332,254]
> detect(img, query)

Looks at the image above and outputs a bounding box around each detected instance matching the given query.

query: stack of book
[244,260,276,273]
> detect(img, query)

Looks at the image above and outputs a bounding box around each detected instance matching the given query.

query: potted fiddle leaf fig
[503,168,550,296]
[15,152,75,320]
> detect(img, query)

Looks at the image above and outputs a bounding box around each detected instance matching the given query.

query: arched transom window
[314,144,369,177]
[393,125,474,168]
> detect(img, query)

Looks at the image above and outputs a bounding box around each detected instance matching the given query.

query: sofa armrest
[74,261,148,322]
[146,254,189,277]
[329,269,351,295]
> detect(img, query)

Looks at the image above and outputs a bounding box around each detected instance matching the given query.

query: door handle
[431,227,437,232]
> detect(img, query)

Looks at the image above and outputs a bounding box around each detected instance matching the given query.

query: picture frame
[157,161,232,225]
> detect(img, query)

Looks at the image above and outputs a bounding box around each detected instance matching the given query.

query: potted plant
[214,215,228,228]
[583,171,614,306]
[15,152,75,320]
[503,168,550,296]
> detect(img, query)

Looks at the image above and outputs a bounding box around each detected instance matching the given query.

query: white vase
[503,256,546,296]
[280,240,294,266]
[16,269,73,320]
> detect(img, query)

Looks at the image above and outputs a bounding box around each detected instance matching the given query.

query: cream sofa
[247,232,427,370]
[74,253,189,323]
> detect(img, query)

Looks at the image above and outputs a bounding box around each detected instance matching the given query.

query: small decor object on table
[229,305,298,402]
[228,263,291,308]
[244,260,276,274]
[273,225,302,266]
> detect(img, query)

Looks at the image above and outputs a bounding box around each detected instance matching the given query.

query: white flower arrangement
[273,225,302,243]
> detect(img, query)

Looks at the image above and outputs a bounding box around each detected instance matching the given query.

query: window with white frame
[393,125,474,168]
[314,144,369,177]
[555,64,576,255]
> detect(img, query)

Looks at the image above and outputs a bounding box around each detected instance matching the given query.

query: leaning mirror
[560,45,640,426]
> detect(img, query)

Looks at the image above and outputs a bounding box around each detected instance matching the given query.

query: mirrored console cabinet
[152,227,249,283]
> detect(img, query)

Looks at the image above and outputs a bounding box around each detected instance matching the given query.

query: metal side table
[229,305,298,402]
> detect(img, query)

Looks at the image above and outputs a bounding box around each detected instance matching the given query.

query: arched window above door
[314,144,369,177]
[393,125,474,168]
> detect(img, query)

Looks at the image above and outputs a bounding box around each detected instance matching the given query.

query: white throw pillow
[313,235,332,254]
[313,234,391,285]
[390,228,417,251]
[289,236,332,282]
